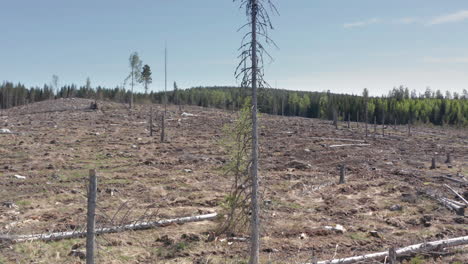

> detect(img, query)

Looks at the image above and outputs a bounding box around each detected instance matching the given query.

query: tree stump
[430,157,436,170]
[445,152,451,164]
[339,164,346,184]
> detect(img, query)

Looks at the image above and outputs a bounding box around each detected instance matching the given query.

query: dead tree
[86,169,97,264]
[164,46,168,115]
[160,114,165,142]
[235,0,278,263]
[159,46,168,142]
[347,113,350,129]
[149,107,153,137]
[365,107,368,137]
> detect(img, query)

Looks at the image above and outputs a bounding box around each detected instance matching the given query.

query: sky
[1,0,468,96]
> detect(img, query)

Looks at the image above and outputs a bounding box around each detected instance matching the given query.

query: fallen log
[309,137,365,143]
[0,213,217,243]
[444,184,468,206]
[434,176,468,185]
[425,190,465,216]
[439,197,465,216]
[309,236,468,264]
[329,144,370,148]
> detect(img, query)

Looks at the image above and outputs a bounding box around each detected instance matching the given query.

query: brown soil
[0,98,467,263]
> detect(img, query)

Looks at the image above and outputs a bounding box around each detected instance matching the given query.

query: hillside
[0,98,467,263]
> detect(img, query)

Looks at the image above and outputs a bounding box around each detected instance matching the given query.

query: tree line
[1,81,467,127]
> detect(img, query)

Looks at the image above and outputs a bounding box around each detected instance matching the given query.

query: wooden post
[430,157,436,170]
[388,247,397,264]
[339,164,346,184]
[86,169,97,264]
[149,107,153,137]
[445,152,451,164]
[347,113,350,129]
[160,114,165,143]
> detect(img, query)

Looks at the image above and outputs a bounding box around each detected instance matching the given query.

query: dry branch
[307,236,468,264]
[0,213,217,243]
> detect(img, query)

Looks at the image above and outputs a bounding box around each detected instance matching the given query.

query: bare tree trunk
[160,114,165,143]
[249,1,260,262]
[162,46,168,141]
[130,74,134,109]
[164,46,168,115]
[365,104,368,137]
[347,113,350,129]
[149,107,153,137]
[86,169,97,264]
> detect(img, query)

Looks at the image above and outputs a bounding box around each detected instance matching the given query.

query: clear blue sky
[1,0,468,96]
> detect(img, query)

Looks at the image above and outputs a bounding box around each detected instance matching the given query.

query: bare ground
[0,98,467,263]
